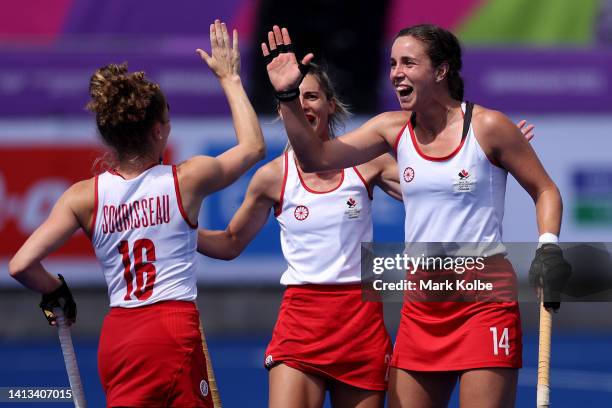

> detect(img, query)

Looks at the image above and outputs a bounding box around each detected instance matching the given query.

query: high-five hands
[261,25,313,100]
[197,19,240,80]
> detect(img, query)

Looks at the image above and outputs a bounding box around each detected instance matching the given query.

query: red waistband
[110,300,196,314]
[285,283,364,293]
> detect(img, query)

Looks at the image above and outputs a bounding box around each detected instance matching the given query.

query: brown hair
[86,63,167,162]
[395,24,464,101]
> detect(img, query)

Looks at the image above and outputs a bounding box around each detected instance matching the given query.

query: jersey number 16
[118,239,157,301]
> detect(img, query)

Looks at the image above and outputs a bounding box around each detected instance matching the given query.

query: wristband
[276,88,300,102]
[538,232,559,248]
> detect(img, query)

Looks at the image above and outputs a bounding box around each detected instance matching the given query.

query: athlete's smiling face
[390,35,440,111]
[298,74,336,140]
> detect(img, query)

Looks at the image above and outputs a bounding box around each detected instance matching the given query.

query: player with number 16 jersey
[92,165,198,308]
[9,21,265,408]
[92,165,211,407]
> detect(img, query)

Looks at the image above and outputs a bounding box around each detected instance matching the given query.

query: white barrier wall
[1,115,611,287]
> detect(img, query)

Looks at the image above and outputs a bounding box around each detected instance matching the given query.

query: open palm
[197,19,240,79]
[261,26,314,92]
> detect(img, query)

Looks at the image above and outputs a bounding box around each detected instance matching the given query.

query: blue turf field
[1,332,611,407]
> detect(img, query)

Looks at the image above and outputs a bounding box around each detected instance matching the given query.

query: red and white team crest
[403,167,415,183]
[345,197,361,219]
[453,167,476,192]
[294,205,309,221]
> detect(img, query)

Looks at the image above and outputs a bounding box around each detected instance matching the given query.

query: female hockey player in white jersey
[9,20,265,408]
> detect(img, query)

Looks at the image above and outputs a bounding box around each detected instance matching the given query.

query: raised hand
[197,19,240,80]
[517,119,535,142]
[261,25,314,92]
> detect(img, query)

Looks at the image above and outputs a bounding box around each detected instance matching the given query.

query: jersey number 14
[118,239,157,301]
[489,327,510,356]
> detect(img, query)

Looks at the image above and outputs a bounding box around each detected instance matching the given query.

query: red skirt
[391,257,522,371]
[98,300,213,407]
[265,284,392,391]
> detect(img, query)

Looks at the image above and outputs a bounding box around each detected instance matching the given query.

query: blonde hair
[282,63,351,152]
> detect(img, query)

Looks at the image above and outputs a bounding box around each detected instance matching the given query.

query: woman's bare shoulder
[368,110,411,128]
[246,154,286,197]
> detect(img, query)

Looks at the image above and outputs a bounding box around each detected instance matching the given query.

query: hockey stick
[199,321,222,407]
[53,307,87,408]
[537,302,552,407]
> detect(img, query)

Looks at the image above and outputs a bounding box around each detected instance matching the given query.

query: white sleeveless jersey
[276,151,373,285]
[91,165,198,307]
[395,103,507,254]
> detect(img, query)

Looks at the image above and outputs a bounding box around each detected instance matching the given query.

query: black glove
[263,43,310,76]
[529,244,572,311]
[39,274,77,325]
[263,42,311,102]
